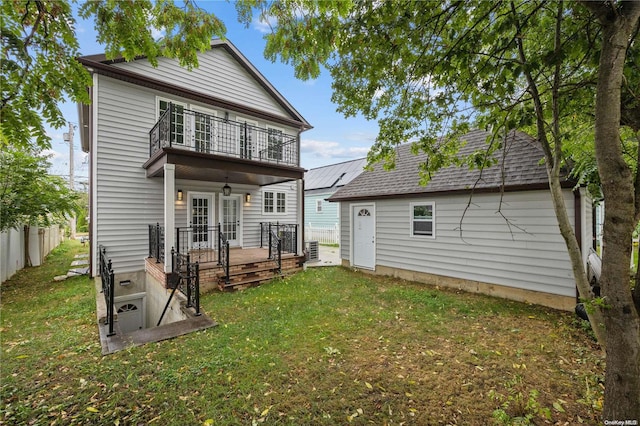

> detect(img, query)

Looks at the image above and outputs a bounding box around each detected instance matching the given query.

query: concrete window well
[95,270,216,355]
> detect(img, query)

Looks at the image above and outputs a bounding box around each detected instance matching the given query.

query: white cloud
[301,139,370,160]
[252,16,274,34]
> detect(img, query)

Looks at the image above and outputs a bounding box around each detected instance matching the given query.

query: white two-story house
[78,39,311,299]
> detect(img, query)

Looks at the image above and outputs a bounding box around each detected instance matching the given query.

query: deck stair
[218,258,282,290]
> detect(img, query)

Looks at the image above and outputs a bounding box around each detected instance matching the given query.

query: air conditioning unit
[305,240,319,262]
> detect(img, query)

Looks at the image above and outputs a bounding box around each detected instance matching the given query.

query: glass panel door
[191,195,212,249]
[221,195,241,246]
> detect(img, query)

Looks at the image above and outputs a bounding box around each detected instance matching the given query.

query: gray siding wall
[305,192,339,228]
[340,190,581,297]
[112,48,290,118]
[94,72,300,274]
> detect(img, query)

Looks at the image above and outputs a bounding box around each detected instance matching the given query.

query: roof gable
[77,39,311,130]
[329,130,567,201]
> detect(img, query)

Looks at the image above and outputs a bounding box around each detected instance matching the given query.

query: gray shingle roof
[305,158,367,191]
[328,130,566,201]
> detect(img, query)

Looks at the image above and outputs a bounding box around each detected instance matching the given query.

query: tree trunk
[23,224,32,267]
[588,3,640,421]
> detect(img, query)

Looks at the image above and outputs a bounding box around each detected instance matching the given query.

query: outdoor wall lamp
[223,178,232,196]
[245,193,251,203]
[177,189,183,201]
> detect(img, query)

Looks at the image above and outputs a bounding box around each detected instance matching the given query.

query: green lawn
[1,240,604,425]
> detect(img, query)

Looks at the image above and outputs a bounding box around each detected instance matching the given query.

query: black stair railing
[268,229,282,274]
[99,245,116,337]
[148,223,164,263]
[218,226,230,285]
[157,248,201,326]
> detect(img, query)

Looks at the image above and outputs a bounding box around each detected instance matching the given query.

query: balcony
[144,104,304,185]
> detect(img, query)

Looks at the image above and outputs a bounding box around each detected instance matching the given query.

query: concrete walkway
[307,245,341,267]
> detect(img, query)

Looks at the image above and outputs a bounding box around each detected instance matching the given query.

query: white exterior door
[114,294,145,333]
[220,194,242,247]
[189,193,214,249]
[352,204,375,269]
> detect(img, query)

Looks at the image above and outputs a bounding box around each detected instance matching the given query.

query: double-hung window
[411,202,435,237]
[263,191,286,214]
[316,199,323,213]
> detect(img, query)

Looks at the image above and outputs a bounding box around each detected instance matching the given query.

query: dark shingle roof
[305,158,367,191]
[328,130,566,201]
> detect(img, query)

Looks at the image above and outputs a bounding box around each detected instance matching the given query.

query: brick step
[219,272,282,291]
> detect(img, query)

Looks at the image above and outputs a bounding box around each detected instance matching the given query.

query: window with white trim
[263,191,286,214]
[316,199,323,213]
[411,202,435,237]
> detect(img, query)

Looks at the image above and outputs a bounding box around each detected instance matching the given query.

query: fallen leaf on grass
[86,406,99,413]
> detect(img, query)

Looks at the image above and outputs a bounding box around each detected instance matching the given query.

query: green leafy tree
[1,0,226,150]
[0,147,80,265]
[235,0,640,420]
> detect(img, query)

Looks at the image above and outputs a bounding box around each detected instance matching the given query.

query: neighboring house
[304,158,366,244]
[328,129,593,311]
[77,39,311,302]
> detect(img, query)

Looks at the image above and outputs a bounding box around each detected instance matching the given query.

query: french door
[220,194,242,247]
[189,193,214,249]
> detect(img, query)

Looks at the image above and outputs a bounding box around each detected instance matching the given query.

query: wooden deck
[145,247,305,292]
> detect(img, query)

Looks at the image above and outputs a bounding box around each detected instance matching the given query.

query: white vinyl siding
[94,76,164,273]
[340,190,580,298]
[112,48,290,118]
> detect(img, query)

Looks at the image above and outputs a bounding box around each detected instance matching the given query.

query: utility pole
[63,122,76,239]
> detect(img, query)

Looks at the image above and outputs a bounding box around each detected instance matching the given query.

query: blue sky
[46,1,377,185]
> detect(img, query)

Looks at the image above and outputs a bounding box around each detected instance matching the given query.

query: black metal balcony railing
[149,103,299,166]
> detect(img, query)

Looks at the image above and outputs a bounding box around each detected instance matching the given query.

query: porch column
[297,178,304,255]
[164,164,176,273]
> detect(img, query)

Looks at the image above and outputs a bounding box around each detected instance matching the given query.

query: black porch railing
[148,223,165,263]
[149,103,299,167]
[260,222,298,255]
[157,249,201,326]
[176,225,220,264]
[218,228,230,285]
[99,245,116,337]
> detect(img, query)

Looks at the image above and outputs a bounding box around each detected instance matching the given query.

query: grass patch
[1,241,604,424]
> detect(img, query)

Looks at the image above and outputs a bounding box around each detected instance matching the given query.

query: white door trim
[350,203,376,270]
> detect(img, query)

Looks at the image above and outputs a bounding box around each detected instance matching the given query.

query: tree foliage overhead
[0,0,227,151]
[236,0,640,420]
[0,148,80,232]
